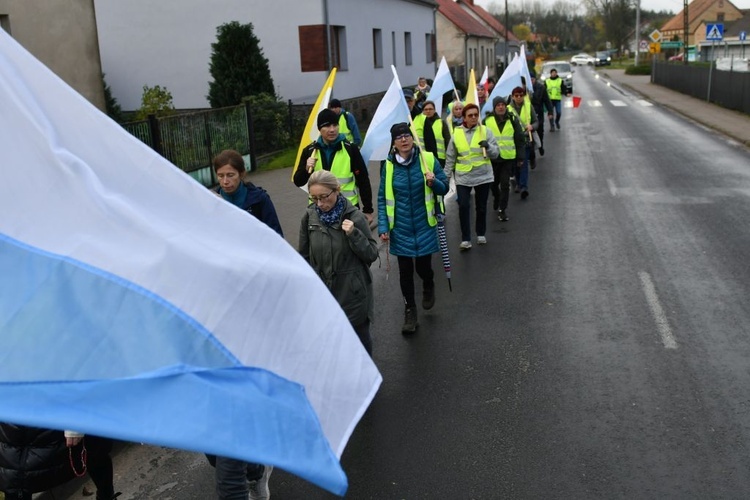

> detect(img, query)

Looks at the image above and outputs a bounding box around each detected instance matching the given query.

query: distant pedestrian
[378,123,449,334]
[446,100,464,130]
[545,68,569,131]
[444,103,499,249]
[508,86,538,200]
[328,98,361,147]
[403,89,422,119]
[412,100,452,167]
[529,70,552,160]
[299,170,379,354]
[212,149,283,236]
[414,77,431,103]
[294,109,374,224]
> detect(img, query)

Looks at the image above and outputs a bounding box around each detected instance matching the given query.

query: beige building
[0,0,105,110]
[660,0,744,46]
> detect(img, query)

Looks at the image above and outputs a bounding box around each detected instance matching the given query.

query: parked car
[595,51,612,66]
[540,61,573,94]
[570,53,596,66]
[668,52,684,61]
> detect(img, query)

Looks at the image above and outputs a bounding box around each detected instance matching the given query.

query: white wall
[95,0,436,110]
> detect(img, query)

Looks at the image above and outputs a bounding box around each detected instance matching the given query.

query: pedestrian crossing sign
[706,23,724,41]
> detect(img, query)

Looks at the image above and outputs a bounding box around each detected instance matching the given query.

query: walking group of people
[1,67,571,500]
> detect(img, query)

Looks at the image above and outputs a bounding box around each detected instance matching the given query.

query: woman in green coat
[299,170,379,355]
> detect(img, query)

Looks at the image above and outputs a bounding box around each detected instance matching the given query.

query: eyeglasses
[309,189,336,203]
[394,134,412,141]
[465,113,479,118]
[513,93,525,97]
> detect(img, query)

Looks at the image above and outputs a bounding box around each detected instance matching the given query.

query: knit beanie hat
[317,109,339,129]
[492,96,506,108]
[389,122,412,143]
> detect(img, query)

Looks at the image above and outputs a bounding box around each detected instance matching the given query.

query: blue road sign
[740,31,747,41]
[706,23,724,41]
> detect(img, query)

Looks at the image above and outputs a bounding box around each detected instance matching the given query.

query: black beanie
[328,98,342,108]
[492,96,506,108]
[317,109,339,129]
[389,122,412,143]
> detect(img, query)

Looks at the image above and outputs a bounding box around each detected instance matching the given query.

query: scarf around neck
[315,194,346,226]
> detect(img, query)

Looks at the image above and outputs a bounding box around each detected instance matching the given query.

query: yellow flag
[464,68,479,106]
[291,68,337,180]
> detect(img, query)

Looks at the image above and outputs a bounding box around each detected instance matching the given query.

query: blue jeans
[550,100,562,128]
[456,183,491,241]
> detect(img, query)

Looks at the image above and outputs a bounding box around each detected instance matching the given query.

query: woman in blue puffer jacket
[378,122,449,334]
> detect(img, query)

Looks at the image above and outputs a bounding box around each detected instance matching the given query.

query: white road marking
[588,100,603,107]
[610,100,627,107]
[607,178,618,196]
[637,100,653,106]
[638,271,678,349]
[564,101,573,108]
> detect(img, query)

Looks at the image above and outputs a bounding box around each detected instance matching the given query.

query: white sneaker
[248,465,272,500]
[477,236,487,245]
[459,241,472,250]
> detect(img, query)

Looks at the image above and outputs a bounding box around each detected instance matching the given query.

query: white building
[95,0,438,110]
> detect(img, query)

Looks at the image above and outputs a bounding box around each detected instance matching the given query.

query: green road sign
[660,41,683,49]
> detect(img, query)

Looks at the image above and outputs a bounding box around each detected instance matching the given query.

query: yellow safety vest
[413,115,446,160]
[546,78,562,100]
[509,98,531,127]
[314,146,358,206]
[384,151,437,230]
[452,127,491,172]
[338,112,353,143]
[484,116,516,160]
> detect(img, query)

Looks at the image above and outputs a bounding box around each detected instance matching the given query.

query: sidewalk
[602,68,750,148]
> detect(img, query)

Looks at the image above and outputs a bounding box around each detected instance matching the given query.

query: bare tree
[584,0,635,52]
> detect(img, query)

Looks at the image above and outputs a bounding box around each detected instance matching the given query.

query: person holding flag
[328,99,361,147]
[378,123,449,334]
[444,103,499,249]
[508,86,538,200]
[294,109,374,223]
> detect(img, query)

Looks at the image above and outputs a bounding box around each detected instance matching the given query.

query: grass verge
[257,148,297,171]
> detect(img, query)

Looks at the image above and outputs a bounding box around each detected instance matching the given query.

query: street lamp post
[635,0,640,66]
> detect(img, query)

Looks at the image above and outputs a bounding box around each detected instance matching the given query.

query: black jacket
[0,424,73,497]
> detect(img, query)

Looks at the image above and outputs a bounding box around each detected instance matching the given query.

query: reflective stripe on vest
[414,116,445,159]
[384,151,437,230]
[509,98,531,127]
[338,113,353,143]
[546,78,562,100]
[452,127,491,172]
[315,146,358,206]
[485,116,516,160]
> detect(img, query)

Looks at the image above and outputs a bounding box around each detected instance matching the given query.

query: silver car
[540,61,573,94]
[570,53,595,66]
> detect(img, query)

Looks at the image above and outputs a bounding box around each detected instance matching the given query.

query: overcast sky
[476,0,750,17]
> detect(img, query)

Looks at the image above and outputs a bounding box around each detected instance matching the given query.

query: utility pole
[635,0,641,66]
[682,0,689,65]
[504,0,509,71]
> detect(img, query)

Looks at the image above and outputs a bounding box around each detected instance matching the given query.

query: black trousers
[397,255,434,307]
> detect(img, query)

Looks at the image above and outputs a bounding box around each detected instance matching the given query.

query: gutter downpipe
[323,0,331,70]
[433,6,438,74]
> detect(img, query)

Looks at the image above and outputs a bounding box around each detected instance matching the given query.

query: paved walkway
[602,68,750,147]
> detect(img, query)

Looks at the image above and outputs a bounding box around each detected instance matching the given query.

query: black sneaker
[521,190,529,200]
[539,146,545,156]
[498,210,508,221]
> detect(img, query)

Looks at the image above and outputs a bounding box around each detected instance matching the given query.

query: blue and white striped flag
[0,29,380,496]
[426,56,456,116]
[482,54,524,117]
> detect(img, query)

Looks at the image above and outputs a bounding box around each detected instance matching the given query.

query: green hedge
[625,64,651,75]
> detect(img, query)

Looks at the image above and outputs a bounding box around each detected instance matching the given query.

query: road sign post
[705,24,724,103]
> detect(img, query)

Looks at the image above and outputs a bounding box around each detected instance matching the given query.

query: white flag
[425,56,456,116]
[360,66,412,163]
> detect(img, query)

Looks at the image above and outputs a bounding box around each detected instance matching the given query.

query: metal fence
[121,100,313,186]
[653,61,750,115]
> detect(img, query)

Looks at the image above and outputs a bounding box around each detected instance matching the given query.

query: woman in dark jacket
[299,170,379,355]
[377,123,449,334]
[213,149,283,237]
[0,424,117,500]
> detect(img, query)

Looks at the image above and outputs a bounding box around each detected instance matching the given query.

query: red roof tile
[435,0,498,38]
[461,1,519,41]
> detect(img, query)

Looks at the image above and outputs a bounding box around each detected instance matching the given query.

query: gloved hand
[478,140,489,149]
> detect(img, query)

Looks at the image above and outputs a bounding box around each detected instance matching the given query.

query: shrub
[625,64,651,76]
[135,85,175,121]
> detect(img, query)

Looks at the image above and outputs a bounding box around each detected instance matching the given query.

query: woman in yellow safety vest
[377,123,449,334]
[412,101,452,167]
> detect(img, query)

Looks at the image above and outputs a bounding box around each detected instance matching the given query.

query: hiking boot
[477,236,487,245]
[402,307,418,334]
[459,241,472,250]
[248,465,273,500]
[498,210,508,222]
[422,285,435,310]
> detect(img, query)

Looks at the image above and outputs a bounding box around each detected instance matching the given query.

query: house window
[373,29,383,68]
[392,31,397,66]
[404,32,412,66]
[425,33,436,63]
[299,25,327,72]
[0,14,10,35]
[330,26,348,71]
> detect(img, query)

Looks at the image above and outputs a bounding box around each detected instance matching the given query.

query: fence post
[288,99,294,143]
[203,113,213,169]
[244,101,258,172]
[147,114,163,156]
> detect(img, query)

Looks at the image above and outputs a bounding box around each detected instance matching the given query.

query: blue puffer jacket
[378,147,449,257]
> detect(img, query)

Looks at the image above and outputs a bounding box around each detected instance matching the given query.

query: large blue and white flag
[519,44,533,94]
[360,66,412,163]
[0,30,380,496]
[425,56,455,117]
[482,54,523,117]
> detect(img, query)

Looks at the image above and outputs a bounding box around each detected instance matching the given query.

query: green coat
[299,198,378,326]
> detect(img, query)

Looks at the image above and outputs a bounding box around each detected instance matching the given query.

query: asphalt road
[46,67,750,499]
